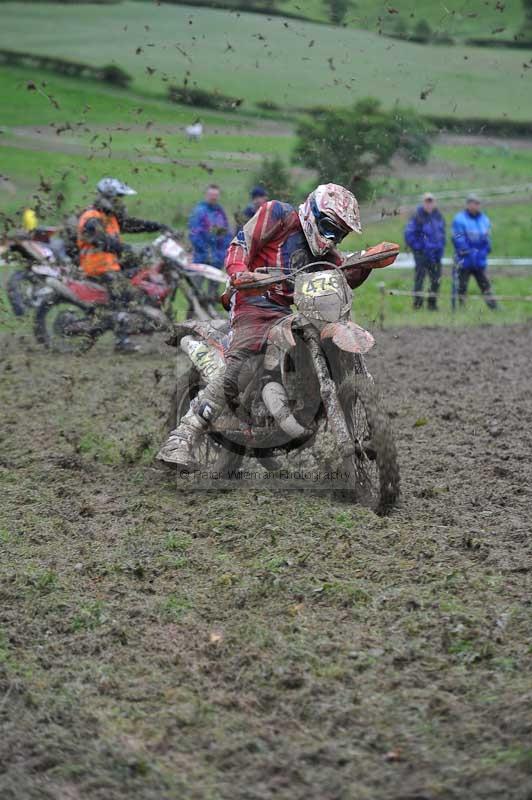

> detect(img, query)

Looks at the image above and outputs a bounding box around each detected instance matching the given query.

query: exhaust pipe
[262,382,308,439]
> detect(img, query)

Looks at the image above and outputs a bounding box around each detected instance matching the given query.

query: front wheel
[338,374,400,515]
[7,270,38,316]
[166,367,244,477]
[34,299,96,353]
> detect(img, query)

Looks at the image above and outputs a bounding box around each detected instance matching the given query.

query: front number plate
[301,273,340,297]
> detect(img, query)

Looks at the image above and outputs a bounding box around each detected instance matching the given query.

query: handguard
[220,270,268,310]
[342,242,400,269]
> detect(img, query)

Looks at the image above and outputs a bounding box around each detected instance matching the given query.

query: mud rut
[1,325,531,800]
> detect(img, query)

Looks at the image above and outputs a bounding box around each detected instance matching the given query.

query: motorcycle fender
[267,315,296,349]
[180,335,225,381]
[185,263,226,284]
[320,320,375,354]
[167,319,227,349]
[32,264,60,278]
[44,277,92,309]
[21,241,54,261]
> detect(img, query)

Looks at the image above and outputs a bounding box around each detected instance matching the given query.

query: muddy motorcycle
[166,243,401,514]
[4,227,72,317]
[152,234,225,321]
[34,233,226,353]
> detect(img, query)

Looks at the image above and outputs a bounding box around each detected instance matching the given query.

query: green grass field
[2,2,532,331]
[1,2,532,119]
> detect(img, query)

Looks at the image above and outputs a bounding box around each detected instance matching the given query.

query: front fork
[303,330,356,458]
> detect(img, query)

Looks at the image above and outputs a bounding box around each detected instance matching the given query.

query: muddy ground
[1,324,531,800]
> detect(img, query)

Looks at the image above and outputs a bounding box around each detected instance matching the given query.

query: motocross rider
[158,183,372,469]
[77,178,169,353]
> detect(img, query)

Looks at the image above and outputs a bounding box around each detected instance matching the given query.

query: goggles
[311,198,350,244]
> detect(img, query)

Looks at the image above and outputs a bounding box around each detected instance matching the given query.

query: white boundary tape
[391,255,532,269]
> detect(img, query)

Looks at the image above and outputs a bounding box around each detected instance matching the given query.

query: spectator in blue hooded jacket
[188,184,232,267]
[452,194,497,309]
[188,184,232,299]
[404,192,446,310]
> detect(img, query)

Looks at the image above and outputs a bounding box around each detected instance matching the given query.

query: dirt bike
[34,233,226,353]
[4,227,72,316]
[165,243,401,514]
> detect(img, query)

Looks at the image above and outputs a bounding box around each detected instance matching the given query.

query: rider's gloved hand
[221,270,265,309]
[230,270,258,288]
[106,235,125,256]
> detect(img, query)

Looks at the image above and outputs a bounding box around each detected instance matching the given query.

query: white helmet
[298,183,361,257]
[97,178,137,198]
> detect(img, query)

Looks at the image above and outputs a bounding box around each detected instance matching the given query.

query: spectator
[404,192,446,310]
[452,194,497,310]
[241,185,269,227]
[188,185,232,268]
[188,184,232,298]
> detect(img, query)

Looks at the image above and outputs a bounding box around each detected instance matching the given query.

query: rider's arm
[343,266,372,290]
[120,216,165,234]
[225,230,249,278]
[82,217,123,255]
[225,201,293,278]
[336,251,371,290]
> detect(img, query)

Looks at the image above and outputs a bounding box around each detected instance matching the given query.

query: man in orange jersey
[77,177,168,352]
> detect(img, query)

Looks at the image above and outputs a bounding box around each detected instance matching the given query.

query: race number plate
[301,273,341,297]
[189,342,222,379]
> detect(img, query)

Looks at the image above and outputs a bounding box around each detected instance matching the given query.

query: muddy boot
[156,408,207,471]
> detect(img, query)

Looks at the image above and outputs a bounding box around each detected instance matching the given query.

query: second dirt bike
[34,233,226,353]
[165,243,401,514]
[4,227,72,316]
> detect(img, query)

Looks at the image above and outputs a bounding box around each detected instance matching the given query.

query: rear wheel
[7,270,37,316]
[338,374,400,515]
[34,299,96,354]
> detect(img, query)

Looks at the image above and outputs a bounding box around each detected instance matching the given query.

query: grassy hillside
[2,63,532,266]
[159,0,525,40]
[0,66,295,225]
[1,2,531,119]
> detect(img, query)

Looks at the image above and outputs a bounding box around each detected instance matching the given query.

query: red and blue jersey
[225,200,340,313]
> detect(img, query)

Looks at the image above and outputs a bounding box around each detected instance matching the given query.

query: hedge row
[0,49,131,87]
[386,32,455,46]
[168,85,243,111]
[426,115,532,138]
[465,37,532,49]
[154,0,308,22]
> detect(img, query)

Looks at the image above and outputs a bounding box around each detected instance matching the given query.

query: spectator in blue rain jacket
[404,192,446,310]
[452,194,496,309]
[188,184,232,297]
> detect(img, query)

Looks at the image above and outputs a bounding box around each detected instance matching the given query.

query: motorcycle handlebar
[235,245,400,291]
